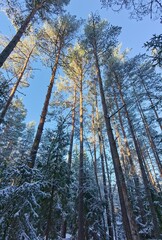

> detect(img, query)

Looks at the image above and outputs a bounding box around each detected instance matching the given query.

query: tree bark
[95,94,114,240]
[113,86,146,224]
[102,134,118,240]
[29,48,61,168]
[67,84,77,169]
[134,88,162,176]
[78,72,85,240]
[115,76,160,238]
[0,46,34,124]
[141,78,162,131]
[91,104,102,200]
[93,47,140,239]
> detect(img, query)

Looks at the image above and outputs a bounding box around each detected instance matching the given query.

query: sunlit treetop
[0,0,70,28]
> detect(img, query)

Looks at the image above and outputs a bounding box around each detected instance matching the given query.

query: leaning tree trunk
[115,76,160,238]
[78,72,85,240]
[93,49,140,240]
[0,46,34,124]
[29,48,61,168]
[0,5,41,67]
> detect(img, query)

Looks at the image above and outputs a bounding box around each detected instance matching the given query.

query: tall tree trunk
[93,49,140,240]
[115,76,160,238]
[0,46,34,124]
[91,104,102,200]
[141,78,162,131]
[95,94,114,240]
[114,124,128,176]
[134,88,162,176]
[78,72,84,240]
[113,86,146,224]
[67,84,77,169]
[144,142,162,191]
[102,131,117,240]
[29,48,61,168]
[0,5,41,67]
[86,116,107,239]
[61,86,77,239]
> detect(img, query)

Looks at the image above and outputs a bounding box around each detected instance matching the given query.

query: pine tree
[0,0,70,67]
[82,13,140,240]
[29,14,81,168]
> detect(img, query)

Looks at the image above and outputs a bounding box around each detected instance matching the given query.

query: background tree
[0,34,37,124]
[29,14,81,168]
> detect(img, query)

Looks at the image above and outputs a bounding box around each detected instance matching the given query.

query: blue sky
[0,0,161,125]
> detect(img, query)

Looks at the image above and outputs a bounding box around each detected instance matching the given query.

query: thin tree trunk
[113,86,146,224]
[115,76,160,238]
[92,105,102,200]
[67,84,77,169]
[78,72,84,240]
[93,48,140,239]
[85,132,107,239]
[29,48,61,168]
[144,142,162,191]
[60,220,67,239]
[95,94,114,240]
[61,87,77,239]
[134,88,162,175]
[0,46,34,124]
[141,79,162,131]
[0,5,41,67]
[114,124,128,176]
[102,132,117,240]
[142,154,157,188]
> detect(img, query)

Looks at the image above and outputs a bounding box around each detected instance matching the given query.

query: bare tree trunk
[78,72,85,240]
[67,84,77,169]
[93,49,140,239]
[29,48,61,168]
[0,46,34,124]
